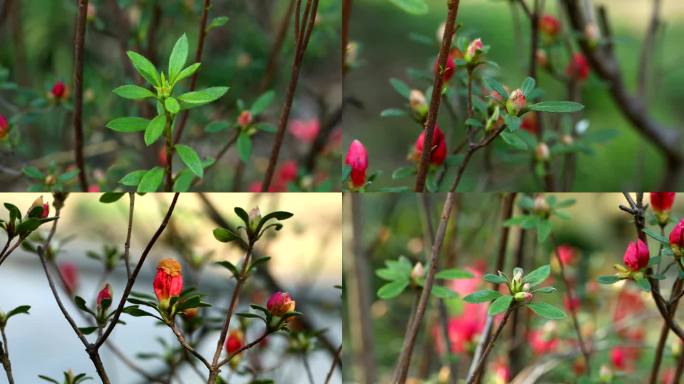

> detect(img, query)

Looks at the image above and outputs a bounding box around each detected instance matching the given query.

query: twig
[638,0,662,98]
[0,239,22,267]
[324,343,343,384]
[341,0,352,75]
[466,306,515,384]
[72,0,89,191]
[261,0,320,191]
[393,192,457,383]
[173,0,211,145]
[169,323,211,369]
[302,353,315,384]
[123,193,134,278]
[261,0,296,90]
[414,0,461,192]
[449,125,506,191]
[0,326,14,384]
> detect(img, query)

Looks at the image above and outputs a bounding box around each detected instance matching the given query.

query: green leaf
[463,289,502,303]
[523,264,551,286]
[207,16,229,31]
[23,166,44,179]
[215,260,239,277]
[533,286,557,294]
[237,131,252,163]
[634,276,651,291]
[119,170,147,186]
[388,0,428,15]
[168,34,189,81]
[380,108,407,117]
[250,90,275,115]
[177,87,229,109]
[173,63,201,85]
[527,302,566,319]
[38,375,61,383]
[465,118,483,127]
[377,279,409,299]
[175,145,204,178]
[173,169,194,192]
[137,167,164,192]
[113,85,155,100]
[643,227,669,244]
[213,227,238,243]
[165,97,180,114]
[234,207,250,226]
[106,117,150,132]
[205,121,230,133]
[255,122,276,133]
[392,166,416,180]
[597,275,620,284]
[537,219,552,241]
[435,268,473,280]
[500,131,527,150]
[528,101,585,113]
[58,169,80,182]
[6,305,31,319]
[144,114,167,146]
[127,51,160,86]
[521,77,536,96]
[389,78,411,99]
[99,193,125,203]
[431,285,458,298]
[483,273,507,284]
[78,326,99,335]
[485,78,509,99]
[122,306,157,318]
[488,295,513,315]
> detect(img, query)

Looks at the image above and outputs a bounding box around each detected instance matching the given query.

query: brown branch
[0,327,14,384]
[169,322,211,369]
[173,0,211,145]
[466,306,515,384]
[638,0,662,97]
[415,0,460,192]
[563,2,682,189]
[123,193,134,278]
[261,0,320,191]
[341,0,352,75]
[449,125,506,191]
[217,331,269,368]
[393,192,457,383]
[261,0,296,90]
[324,343,343,384]
[72,0,89,191]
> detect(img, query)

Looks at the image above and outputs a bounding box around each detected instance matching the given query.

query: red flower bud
[556,245,576,266]
[289,118,320,143]
[669,219,684,258]
[51,81,68,100]
[237,110,253,128]
[539,14,561,38]
[59,262,79,295]
[345,139,368,189]
[153,258,183,309]
[225,329,244,355]
[97,284,113,311]
[0,114,8,140]
[266,291,295,316]
[506,89,526,115]
[623,239,649,271]
[464,38,484,64]
[28,196,49,218]
[414,125,447,166]
[566,53,590,81]
[434,52,456,83]
[650,192,675,213]
[159,147,168,167]
[521,113,539,135]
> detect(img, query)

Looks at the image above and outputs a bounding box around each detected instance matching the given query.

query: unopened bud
[464,38,484,65]
[514,291,533,302]
[561,135,574,145]
[535,142,550,162]
[45,175,56,186]
[409,90,428,119]
[238,110,253,128]
[536,49,548,68]
[506,89,526,115]
[411,262,425,282]
[599,365,613,383]
[534,195,550,216]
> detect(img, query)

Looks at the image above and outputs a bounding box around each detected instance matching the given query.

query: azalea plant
[0,1,341,192]
[345,192,684,383]
[0,193,341,383]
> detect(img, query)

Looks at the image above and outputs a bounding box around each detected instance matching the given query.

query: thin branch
[393,192,457,383]
[261,0,320,191]
[415,0,461,192]
[72,0,89,191]
[173,0,212,145]
[324,343,343,384]
[466,306,515,384]
[449,125,506,191]
[169,322,211,369]
[0,327,14,384]
[217,331,269,367]
[123,193,135,278]
[341,0,352,75]
[0,239,22,268]
[261,0,297,90]
[638,0,662,97]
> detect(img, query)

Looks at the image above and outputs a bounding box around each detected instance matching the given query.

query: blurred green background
[344,0,684,191]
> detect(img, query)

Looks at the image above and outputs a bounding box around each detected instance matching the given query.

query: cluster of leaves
[463,265,566,320]
[22,164,80,192]
[0,202,56,240]
[107,34,229,192]
[375,256,473,299]
[237,304,301,334]
[0,305,31,329]
[503,194,575,241]
[38,370,92,384]
[123,288,211,324]
[212,207,294,247]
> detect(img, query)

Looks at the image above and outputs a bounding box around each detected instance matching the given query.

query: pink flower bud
[669,219,684,258]
[521,113,539,134]
[414,125,447,166]
[289,118,320,143]
[650,192,675,213]
[564,296,580,312]
[0,114,8,140]
[88,185,100,192]
[556,245,576,266]
[506,89,526,115]
[535,142,550,161]
[514,291,533,302]
[97,284,113,311]
[623,239,649,271]
[159,147,168,167]
[154,258,183,309]
[51,81,68,100]
[59,262,79,295]
[535,49,548,68]
[267,291,295,316]
[345,139,368,189]
[464,38,484,64]
[225,329,244,355]
[237,110,253,128]
[28,196,49,218]
[566,53,590,81]
[434,52,456,83]
[539,14,561,38]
